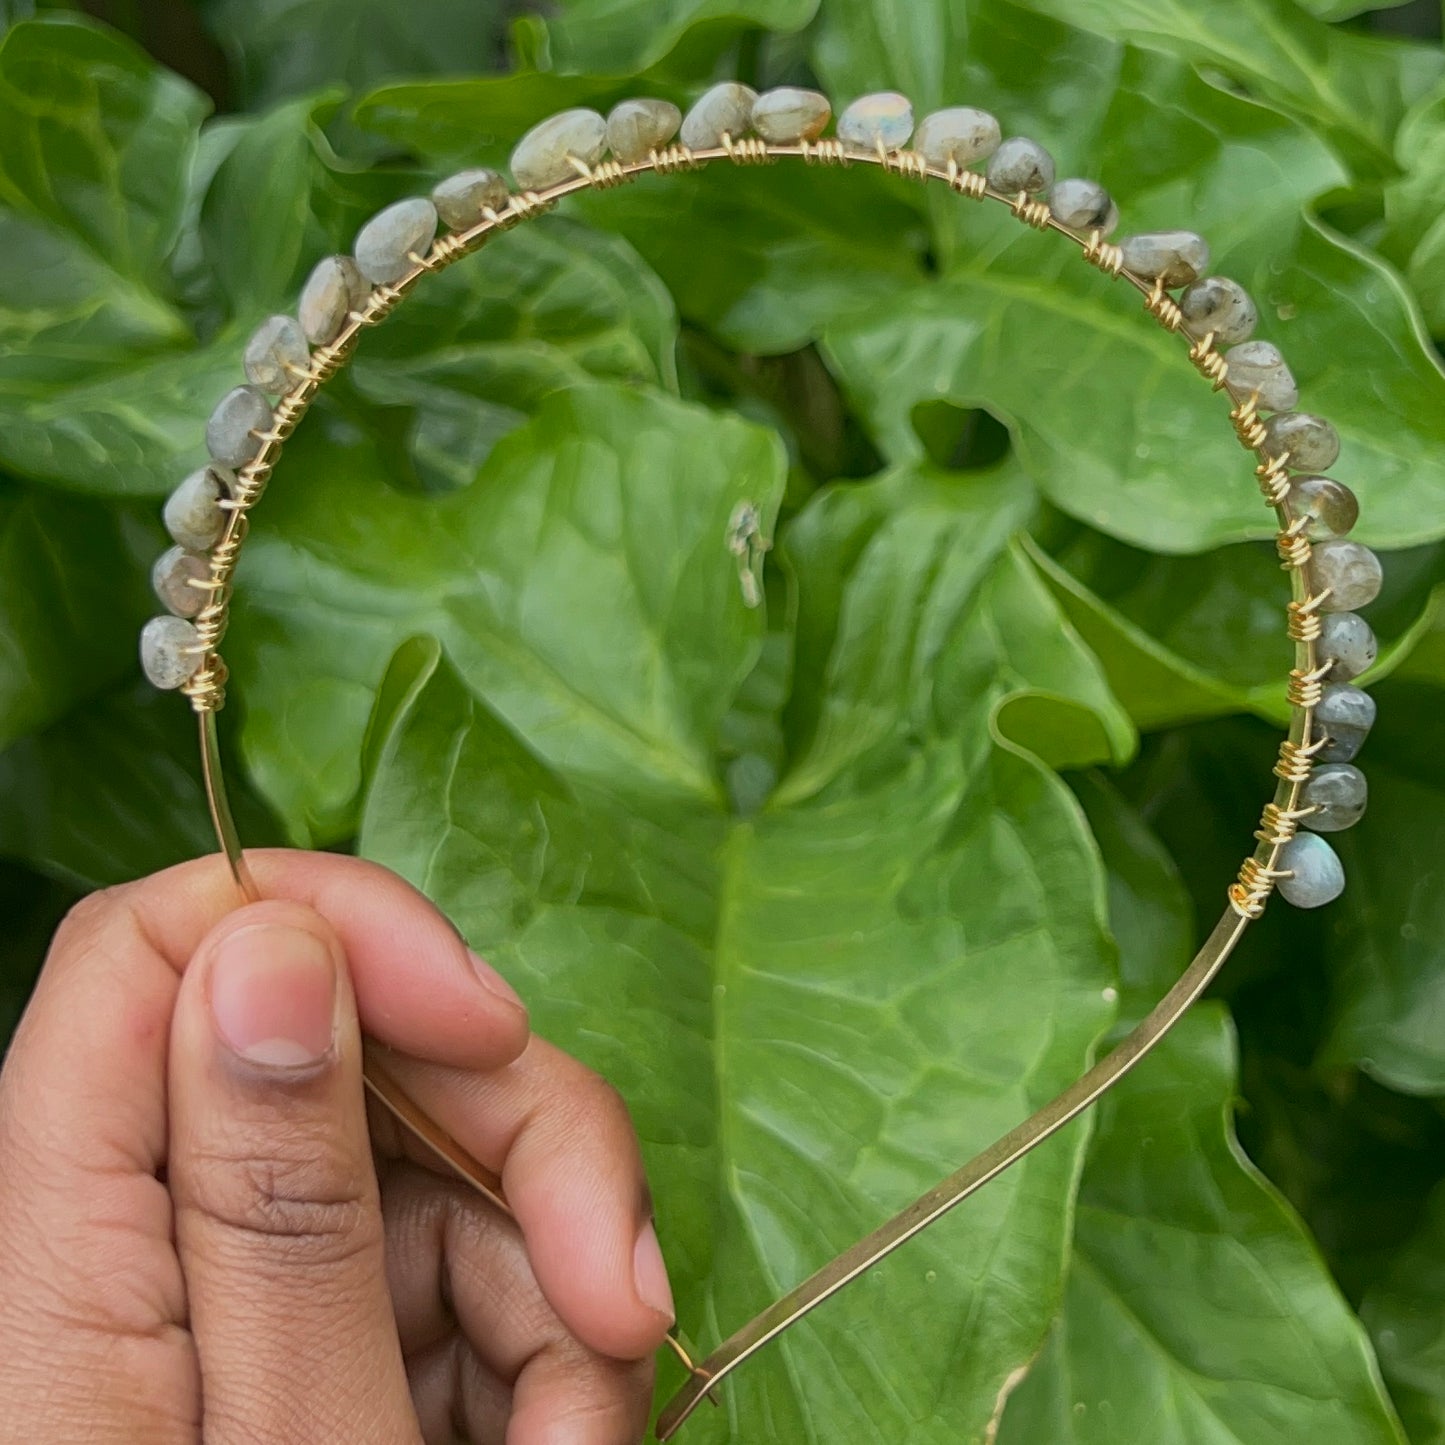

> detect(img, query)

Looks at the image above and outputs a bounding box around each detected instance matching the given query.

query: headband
[137,81,1380,1437]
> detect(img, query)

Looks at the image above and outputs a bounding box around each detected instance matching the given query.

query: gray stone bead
[1313,538,1383,613]
[243,314,309,394]
[1301,762,1368,833]
[1048,178,1118,236]
[140,615,204,691]
[1290,475,1359,538]
[606,98,682,163]
[163,465,232,551]
[986,136,1055,194]
[1317,611,1378,683]
[510,108,608,190]
[1276,832,1345,908]
[680,82,757,149]
[914,106,1001,168]
[837,91,914,152]
[152,545,210,618]
[354,197,438,285]
[1261,411,1340,472]
[1315,682,1377,763]
[431,168,510,229]
[1179,276,1257,345]
[1119,230,1211,288]
[1225,340,1299,412]
[751,86,832,143]
[206,385,271,470]
[299,255,370,346]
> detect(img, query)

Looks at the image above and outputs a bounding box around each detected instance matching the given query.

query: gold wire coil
[1255,801,1307,849]
[1277,524,1313,570]
[651,143,703,174]
[723,133,773,165]
[800,136,849,167]
[1143,278,1184,332]
[883,146,928,180]
[1188,334,1230,389]
[1286,598,1324,643]
[1082,231,1124,275]
[1286,662,1331,709]
[1010,192,1052,229]
[946,161,989,199]
[1230,393,1269,452]
[1275,735,1327,785]
[1229,856,1285,919]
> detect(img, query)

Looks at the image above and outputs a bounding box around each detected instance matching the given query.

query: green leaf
[777,458,1134,801]
[1001,776,1407,1445]
[349,214,679,488]
[0,16,208,285]
[359,586,1121,1439]
[518,0,818,76]
[0,481,154,749]
[0,680,277,889]
[1380,78,1445,337]
[1362,1183,1445,1444]
[1322,680,1445,1095]
[999,0,1443,170]
[226,381,785,842]
[199,0,508,110]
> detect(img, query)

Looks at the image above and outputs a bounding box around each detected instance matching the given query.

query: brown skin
[0,851,672,1443]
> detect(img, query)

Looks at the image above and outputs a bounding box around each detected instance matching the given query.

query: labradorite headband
[137,82,1381,1437]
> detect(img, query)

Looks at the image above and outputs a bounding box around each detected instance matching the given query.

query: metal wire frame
[180,131,1331,1438]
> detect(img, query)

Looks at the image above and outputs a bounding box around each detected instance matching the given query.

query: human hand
[0,851,674,1443]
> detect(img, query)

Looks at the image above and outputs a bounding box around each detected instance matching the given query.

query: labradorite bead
[354,197,438,285]
[1290,475,1359,538]
[1315,682,1377,762]
[751,87,832,143]
[298,255,369,345]
[605,98,682,163]
[679,82,757,149]
[1119,230,1211,288]
[837,91,914,152]
[1179,276,1257,345]
[1226,340,1298,412]
[1048,178,1118,236]
[163,466,231,551]
[1261,411,1340,472]
[1313,539,1383,613]
[152,545,210,618]
[510,108,608,190]
[914,106,1001,168]
[243,314,309,394]
[1301,763,1368,833]
[140,615,204,691]
[986,136,1055,194]
[1276,833,1345,908]
[1318,611,1378,683]
[431,168,509,229]
[205,385,272,470]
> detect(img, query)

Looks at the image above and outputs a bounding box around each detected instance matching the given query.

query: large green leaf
[0,681,277,889]
[358,443,1134,1437]
[1002,0,1443,170]
[1380,78,1445,336]
[1321,681,1445,1096]
[199,0,508,110]
[1362,1183,1445,1444]
[225,381,782,842]
[810,34,1445,553]
[0,481,154,750]
[515,0,819,76]
[1001,776,1407,1445]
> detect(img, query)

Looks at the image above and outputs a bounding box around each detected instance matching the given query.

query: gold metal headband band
[138,84,1381,1439]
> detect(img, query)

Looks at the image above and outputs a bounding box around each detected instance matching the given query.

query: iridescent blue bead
[1301,763,1367,833]
[1315,683,1376,762]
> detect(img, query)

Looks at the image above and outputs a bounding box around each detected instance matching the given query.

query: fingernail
[209,924,338,1070]
[633,1219,675,1324]
[467,949,526,1013]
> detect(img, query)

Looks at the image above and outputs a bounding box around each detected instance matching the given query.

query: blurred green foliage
[2,0,1444,1437]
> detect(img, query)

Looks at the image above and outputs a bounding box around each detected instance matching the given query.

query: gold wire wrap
[180,136,1327,1438]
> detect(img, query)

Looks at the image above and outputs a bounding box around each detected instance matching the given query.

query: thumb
[168,899,422,1445]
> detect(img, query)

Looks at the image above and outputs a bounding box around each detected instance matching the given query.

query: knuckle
[181,1125,378,1275]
